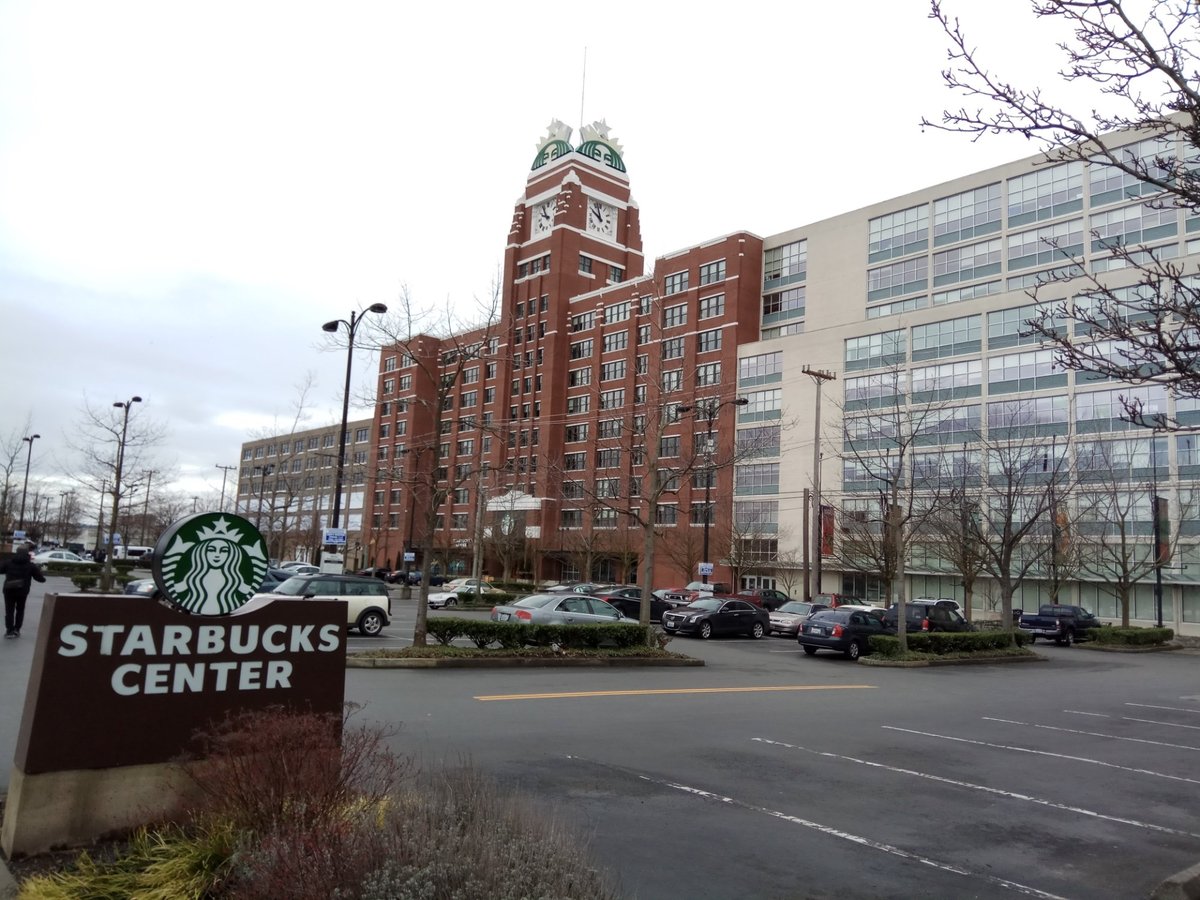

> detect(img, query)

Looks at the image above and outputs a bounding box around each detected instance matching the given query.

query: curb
[1074,642,1180,653]
[347,656,704,669]
[1152,861,1200,899]
[859,653,1044,668]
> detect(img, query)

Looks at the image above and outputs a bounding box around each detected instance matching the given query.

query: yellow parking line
[475,685,877,702]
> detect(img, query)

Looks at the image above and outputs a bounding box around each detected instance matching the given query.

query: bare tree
[375,283,502,647]
[835,369,955,649]
[0,414,33,534]
[67,398,166,588]
[927,1,1200,419]
[922,451,989,622]
[1074,433,1190,626]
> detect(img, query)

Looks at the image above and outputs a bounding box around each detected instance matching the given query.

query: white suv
[253,574,392,636]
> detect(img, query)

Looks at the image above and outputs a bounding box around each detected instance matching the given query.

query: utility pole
[140,470,155,545]
[215,463,237,511]
[803,367,836,600]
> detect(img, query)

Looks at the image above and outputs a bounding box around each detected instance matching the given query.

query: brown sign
[15,594,347,774]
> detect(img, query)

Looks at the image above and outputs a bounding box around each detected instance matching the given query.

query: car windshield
[687,598,722,611]
[776,602,812,615]
[684,582,711,591]
[513,595,560,609]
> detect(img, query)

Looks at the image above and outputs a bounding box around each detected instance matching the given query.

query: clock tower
[490,119,644,516]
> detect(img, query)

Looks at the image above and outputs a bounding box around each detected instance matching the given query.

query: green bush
[870,630,1028,657]
[1092,626,1174,645]
[45,562,101,577]
[424,617,652,650]
[70,575,98,592]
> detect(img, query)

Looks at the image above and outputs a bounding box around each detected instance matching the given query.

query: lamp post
[140,470,155,545]
[321,302,388,571]
[676,396,748,584]
[104,396,142,591]
[17,433,40,532]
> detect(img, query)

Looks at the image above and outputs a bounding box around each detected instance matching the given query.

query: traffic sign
[698,562,714,576]
[323,528,347,545]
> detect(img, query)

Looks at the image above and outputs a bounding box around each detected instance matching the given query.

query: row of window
[242,428,371,461]
[662,258,727,297]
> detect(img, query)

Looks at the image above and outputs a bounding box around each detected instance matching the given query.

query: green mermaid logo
[153,514,268,615]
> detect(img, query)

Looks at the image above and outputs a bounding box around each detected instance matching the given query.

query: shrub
[870,629,1028,656]
[423,617,652,651]
[70,575,98,592]
[184,705,404,835]
[1092,626,1174,646]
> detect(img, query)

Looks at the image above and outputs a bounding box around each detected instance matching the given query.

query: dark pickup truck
[1018,604,1104,646]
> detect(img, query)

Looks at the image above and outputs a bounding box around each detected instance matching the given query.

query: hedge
[425,617,653,650]
[869,630,1028,657]
[1091,626,1174,646]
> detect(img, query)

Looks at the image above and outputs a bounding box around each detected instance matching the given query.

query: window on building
[561,509,583,528]
[736,463,780,495]
[599,389,625,410]
[660,436,680,458]
[603,330,628,352]
[697,328,722,353]
[568,367,592,387]
[763,240,807,286]
[868,257,928,302]
[638,324,652,345]
[740,389,782,423]
[579,255,594,274]
[571,311,595,332]
[1007,161,1084,226]
[869,204,928,263]
[663,337,685,359]
[933,183,1001,246]
[664,271,689,295]
[699,259,726,285]
[566,395,591,415]
[609,265,624,283]
[655,504,678,525]
[699,294,726,319]
[598,418,622,438]
[664,304,688,328]
[738,352,783,387]
[661,370,682,393]
[696,362,722,387]
[932,239,1002,287]
[911,315,981,361]
[399,374,412,391]
[565,424,589,442]
[844,330,906,371]
[570,339,593,359]
[601,360,626,381]
[382,378,394,395]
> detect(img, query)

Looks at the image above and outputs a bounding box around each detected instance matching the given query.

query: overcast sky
[0,1,1069,508]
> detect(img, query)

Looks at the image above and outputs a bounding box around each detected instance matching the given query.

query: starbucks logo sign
[152,514,269,615]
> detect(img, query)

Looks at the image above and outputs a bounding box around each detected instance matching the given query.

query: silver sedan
[768,600,829,636]
[489,593,636,625]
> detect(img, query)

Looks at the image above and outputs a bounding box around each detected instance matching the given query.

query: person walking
[1,544,45,638]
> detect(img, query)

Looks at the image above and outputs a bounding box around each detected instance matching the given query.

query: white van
[114,545,154,561]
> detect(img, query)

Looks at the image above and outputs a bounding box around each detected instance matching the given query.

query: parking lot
[4,582,1199,898]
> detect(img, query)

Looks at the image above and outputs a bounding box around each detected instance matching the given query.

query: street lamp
[676,396,748,585]
[104,396,141,591]
[321,302,388,570]
[17,433,40,532]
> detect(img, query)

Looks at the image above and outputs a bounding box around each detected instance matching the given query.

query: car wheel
[699,621,713,640]
[750,622,765,639]
[446,597,457,608]
[1059,630,1074,647]
[357,611,385,637]
[1029,635,1036,644]
[802,645,817,656]
[845,640,862,661]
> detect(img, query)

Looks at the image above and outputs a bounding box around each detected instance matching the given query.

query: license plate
[497,613,510,621]
[664,620,676,629]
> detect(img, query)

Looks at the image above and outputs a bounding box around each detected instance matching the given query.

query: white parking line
[1128,703,1200,715]
[1065,709,1200,732]
[753,737,1200,839]
[983,717,1200,752]
[881,725,1200,786]
[567,756,1070,900]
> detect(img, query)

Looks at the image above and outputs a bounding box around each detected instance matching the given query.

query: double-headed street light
[677,396,749,584]
[17,433,40,532]
[322,303,388,569]
[104,396,141,591]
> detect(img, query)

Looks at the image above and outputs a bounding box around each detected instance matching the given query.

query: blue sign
[323,528,347,545]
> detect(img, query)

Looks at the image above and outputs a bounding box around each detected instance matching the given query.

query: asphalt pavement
[3,582,1199,898]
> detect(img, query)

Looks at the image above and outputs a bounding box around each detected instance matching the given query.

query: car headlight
[131,582,157,596]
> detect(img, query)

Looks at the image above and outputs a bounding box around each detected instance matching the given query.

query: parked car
[545,581,611,594]
[767,600,829,636]
[281,563,320,576]
[440,577,498,594]
[354,566,391,580]
[735,588,792,611]
[278,561,312,570]
[251,574,392,636]
[882,603,974,634]
[910,597,964,614]
[1018,604,1104,646]
[428,581,501,609]
[489,593,634,625]
[32,550,90,566]
[661,597,770,639]
[596,590,671,623]
[402,570,447,586]
[124,567,296,603]
[798,607,888,660]
[662,581,732,607]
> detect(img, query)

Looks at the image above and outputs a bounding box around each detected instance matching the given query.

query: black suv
[882,603,973,633]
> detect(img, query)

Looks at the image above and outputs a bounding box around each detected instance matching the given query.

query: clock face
[533,200,555,235]
[587,199,616,237]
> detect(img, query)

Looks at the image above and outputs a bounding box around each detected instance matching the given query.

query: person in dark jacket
[1,546,45,638]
